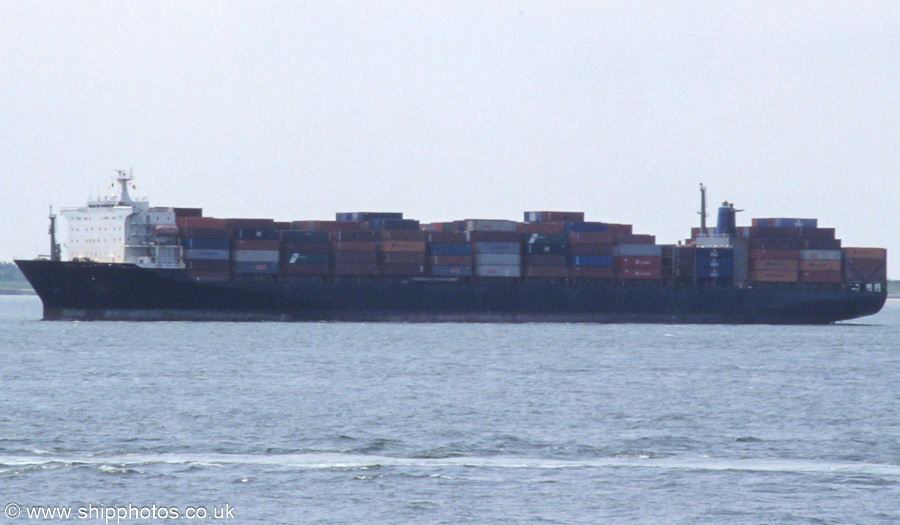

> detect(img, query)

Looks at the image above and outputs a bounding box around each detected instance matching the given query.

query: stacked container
[567,229,614,279]
[798,249,842,283]
[281,230,329,276]
[466,220,521,278]
[695,247,734,280]
[180,217,231,281]
[521,233,568,278]
[378,228,427,276]
[614,244,663,280]
[232,227,280,275]
[748,248,799,283]
[331,229,378,276]
[842,248,887,283]
[426,231,473,277]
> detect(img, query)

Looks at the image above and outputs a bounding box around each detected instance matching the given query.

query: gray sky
[2,1,898,277]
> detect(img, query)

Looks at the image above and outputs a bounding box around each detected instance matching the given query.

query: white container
[475,253,521,266]
[231,249,280,263]
[614,244,663,257]
[799,249,842,261]
[471,242,520,254]
[465,219,518,232]
[183,249,230,261]
[475,265,521,277]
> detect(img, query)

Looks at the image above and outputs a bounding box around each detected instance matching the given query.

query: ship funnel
[715,201,738,236]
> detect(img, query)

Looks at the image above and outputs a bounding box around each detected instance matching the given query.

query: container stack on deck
[172,210,885,289]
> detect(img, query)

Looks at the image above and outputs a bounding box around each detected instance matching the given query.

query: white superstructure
[60,171,182,268]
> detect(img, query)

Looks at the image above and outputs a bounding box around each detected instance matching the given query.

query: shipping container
[524,254,567,266]
[379,252,426,264]
[798,238,842,250]
[523,244,567,255]
[475,253,522,266]
[378,230,428,241]
[184,260,230,271]
[282,252,329,265]
[753,218,818,228]
[182,238,231,250]
[800,271,842,283]
[843,247,887,259]
[173,207,203,219]
[294,220,362,232]
[281,242,329,254]
[427,243,473,256]
[379,241,427,253]
[332,263,379,276]
[282,264,330,276]
[695,248,734,259]
[471,242,520,254]
[336,212,403,222]
[799,249,842,261]
[370,218,420,230]
[381,263,427,276]
[233,228,279,240]
[606,224,634,235]
[281,230,329,243]
[183,249,230,261]
[330,230,377,242]
[749,226,797,239]
[233,261,280,274]
[180,228,231,239]
[564,222,607,233]
[181,217,229,229]
[465,219,518,232]
[227,218,275,229]
[331,241,378,252]
[750,259,799,271]
[749,238,799,250]
[618,267,662,279]
[466,231,520,243]
[475,265,521,277]
[695,257,735,269]
[568,255,613,267]
[519,222,566,234]
[614,234,656,245]
[568,232,613,244]
[614,244,663,257]
[749,270,799,282]
[428,255,473,266]
[569,266,613,279]
[843,261,887,283]
[233,239,279,250]
[567,244,614,256]
[695,267,734,279]
[332,251,378,265]
[524,211,585,223]
[424,232,467,243]
[525,266,569,278]
[749,249,799,260]
[799,259,841,272]
[615,256,662,269]
[521,233,569,245]
[430,265,474,277]
[232,249,280,263]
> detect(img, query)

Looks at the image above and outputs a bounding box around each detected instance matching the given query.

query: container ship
[15,173,887,323]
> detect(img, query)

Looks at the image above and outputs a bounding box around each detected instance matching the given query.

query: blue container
[695,257,735,269]
[695,248,734,259]
[523,244,567,255]
[182,238,231,250]
[234,228,280,240]
[568,255,613,267]
[430,265,474,277]
[695,267,734,278]
[281,230,328,243]
[564,222,607,233]
[471,242,520,254]
[233,262,280,274]
[427,243,473,255]
[370,218,420,230]
[337,212,404,222]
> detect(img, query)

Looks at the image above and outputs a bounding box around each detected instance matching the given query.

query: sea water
[1,295,898,524]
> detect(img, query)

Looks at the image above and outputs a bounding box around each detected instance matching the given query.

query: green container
[282,252,330,265]
[282,230,329,243]
[520,233,569,245]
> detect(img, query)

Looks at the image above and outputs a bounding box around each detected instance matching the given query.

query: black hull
[15,260,887,324]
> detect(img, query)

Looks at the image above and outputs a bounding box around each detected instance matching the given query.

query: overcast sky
[2,1,898,276]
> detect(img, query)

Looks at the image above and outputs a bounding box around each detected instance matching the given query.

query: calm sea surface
[1,295,899,524]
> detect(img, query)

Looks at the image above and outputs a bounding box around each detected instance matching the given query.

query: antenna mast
[698,183,708,235]
[48,206,61,261]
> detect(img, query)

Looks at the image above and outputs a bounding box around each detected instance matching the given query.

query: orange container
[750,249,799,260]
[379,241,427,253]
[843,247,886,259]
[568,232,614,244]
[800,271,842,283]
[799,260,841,272]
[617,267,662,279]
[750,270,799,282]
[750,259,798,271]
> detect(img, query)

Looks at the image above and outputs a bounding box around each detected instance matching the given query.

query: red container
[800,271,842,283]
[282,264,330,276]
[844,257,885,270]
[750,259,799,271]
[614,234,655,245]
[379,252,426,264]
[606,224,633,235]
[615,256,662,269]
[181,217,229,229]
[749,226,796,239]
[233,239,279,250]
[424,232,467,243]
[524,254,567,267]
[332,251,377,265]
[466,231,520,243]
[379,241,427,253]
[381,263,427,276]
[568,232,613,244]
[331,230,377,241]
[226,218,275,229]
[272,222,291,230]
[568,244,614,256]
[378,230,428,241]
[332,263,378,276]
[331,241,377,252]
[750,270,799,282]
[525,266,569,278]
[569,266,613,279]
[750,249,799,260]
[520,222,566,234]
[180,228,232,239]
[281,242,329,254]
[749,238,800,250]
[428,255,473,266]
[296,221,362,232]
[617,267,662,279]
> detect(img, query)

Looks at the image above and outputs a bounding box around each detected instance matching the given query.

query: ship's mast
[698,183,708,235]
[48,206,61,261]
[115,169,134,205]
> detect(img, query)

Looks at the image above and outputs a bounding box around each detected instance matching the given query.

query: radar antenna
[115,169,134,205]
